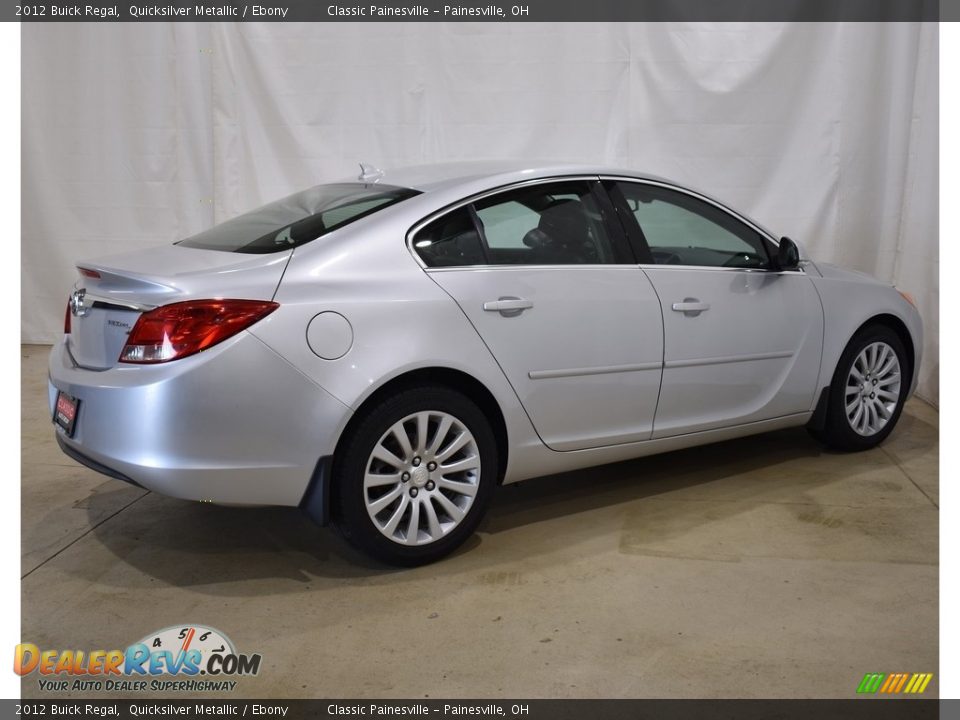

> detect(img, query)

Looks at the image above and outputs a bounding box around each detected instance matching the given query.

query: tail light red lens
[119,299,279,364]
[64,300,71,334]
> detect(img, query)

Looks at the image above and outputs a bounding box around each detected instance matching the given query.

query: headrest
[523,199,590,250]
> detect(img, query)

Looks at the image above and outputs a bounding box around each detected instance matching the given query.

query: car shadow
[64,413,936,596]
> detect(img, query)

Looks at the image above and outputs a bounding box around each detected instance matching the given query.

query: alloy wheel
[844,341,902,437]
[363,411,481,545]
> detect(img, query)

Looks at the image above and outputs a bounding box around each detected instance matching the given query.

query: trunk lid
[67,244,292,369]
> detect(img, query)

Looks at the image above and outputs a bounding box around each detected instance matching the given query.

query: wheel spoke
[873,344,888,373]
[877,388,899,402]
[404,499,421,545]
[424,498,443,539]
[428,416,453,454]
[878,372,901,387]
[365,471,401,489]
[390,422,414,461]
[415,412,430,453]
[439,478,478,498]
[436,431,472,462]
[859,405,871,434]
[433,492,465,522]
[381,494,410,536]
[368,485,404,516]
[874,400,890,419]
[866,403,879,433]
[875,360,897,380]
[440,455,480,475]
[371,445,405,469]
[849,404,864,432]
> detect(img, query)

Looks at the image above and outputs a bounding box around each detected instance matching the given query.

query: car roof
[355,161,670,192]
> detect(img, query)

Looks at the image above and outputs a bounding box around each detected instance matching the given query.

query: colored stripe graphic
[885,673,911,693]
[857,672,933,694]
[906,673,933,694]
[857,673,885,693]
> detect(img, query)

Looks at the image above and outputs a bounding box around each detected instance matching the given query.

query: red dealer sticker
[54,392,79,438]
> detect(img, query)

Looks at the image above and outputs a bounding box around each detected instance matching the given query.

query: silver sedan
[49,162,922,565]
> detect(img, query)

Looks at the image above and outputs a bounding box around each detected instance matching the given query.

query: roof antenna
[358,162,384,183]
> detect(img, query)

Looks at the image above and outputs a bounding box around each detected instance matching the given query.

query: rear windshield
[177,183,420,254]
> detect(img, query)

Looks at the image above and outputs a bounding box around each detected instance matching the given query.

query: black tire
[811,324,909,451]
[332,385,498,566]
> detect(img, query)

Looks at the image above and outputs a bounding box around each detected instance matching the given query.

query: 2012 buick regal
[49,162,922,564]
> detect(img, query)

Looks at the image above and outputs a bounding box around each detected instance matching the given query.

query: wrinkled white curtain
[22,22,939,402]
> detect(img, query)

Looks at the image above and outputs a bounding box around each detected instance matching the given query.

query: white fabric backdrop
[22,22,939,402]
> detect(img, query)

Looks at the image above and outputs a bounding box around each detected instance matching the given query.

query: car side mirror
[777,236,800,271]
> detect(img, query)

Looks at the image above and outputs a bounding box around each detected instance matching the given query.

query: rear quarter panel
[245,210,545,483]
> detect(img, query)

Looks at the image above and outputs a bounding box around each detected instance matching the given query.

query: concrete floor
[21,344,938,698]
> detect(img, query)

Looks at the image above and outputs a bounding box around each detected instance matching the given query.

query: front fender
[810,268,922,397]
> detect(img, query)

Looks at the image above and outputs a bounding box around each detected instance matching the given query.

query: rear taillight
[64,300,71,334]
[77,267,101,279]
[119,299,279,364]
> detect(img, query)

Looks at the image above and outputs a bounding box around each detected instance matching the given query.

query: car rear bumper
[47,333,352,506]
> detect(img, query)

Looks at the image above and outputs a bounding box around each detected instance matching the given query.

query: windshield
[177,183,420,253]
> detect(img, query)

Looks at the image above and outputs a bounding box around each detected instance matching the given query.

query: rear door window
[412,181,632,268]
[473,182,631,265]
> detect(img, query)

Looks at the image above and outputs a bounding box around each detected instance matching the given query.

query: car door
[411,178,664,451]
[606,179,824,439]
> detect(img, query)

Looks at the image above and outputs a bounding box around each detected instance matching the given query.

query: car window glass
[473,182,629,265]
[477,201,539,249]
[178,183,419,254]
[615,182,770,269]
[321,196,397,228]
[412,207,486,268]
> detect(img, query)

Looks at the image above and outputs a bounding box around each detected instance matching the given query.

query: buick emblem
[69,288,89,318]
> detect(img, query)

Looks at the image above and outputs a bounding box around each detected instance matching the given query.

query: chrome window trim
[425,263,804,275]
[639,264,805,276]
[406,173,805,274]
[424,263,641,273]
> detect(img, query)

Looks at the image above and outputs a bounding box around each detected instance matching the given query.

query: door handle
[483,297,533,317]
[671,298,710,317]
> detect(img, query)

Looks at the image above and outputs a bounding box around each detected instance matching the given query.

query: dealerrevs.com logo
[15,625,262,693]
